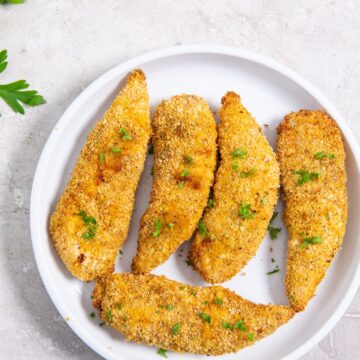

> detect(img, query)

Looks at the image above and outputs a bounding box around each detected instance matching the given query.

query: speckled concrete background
[0,1,359,359]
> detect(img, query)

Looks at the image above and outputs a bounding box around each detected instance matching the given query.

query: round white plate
[30,45,360,360]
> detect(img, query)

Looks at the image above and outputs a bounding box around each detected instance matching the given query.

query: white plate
[30,45,360,360]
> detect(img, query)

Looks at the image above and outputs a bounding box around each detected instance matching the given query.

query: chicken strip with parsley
[278,110,347,312]
[93,273,294,355]
[132,95,217,274]
[189,92,279,283]
[50,69,151,281]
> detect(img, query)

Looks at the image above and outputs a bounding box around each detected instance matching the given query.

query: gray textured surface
[0,0,359,359]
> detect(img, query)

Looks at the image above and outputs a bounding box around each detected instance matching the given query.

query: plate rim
[30,44,360,360]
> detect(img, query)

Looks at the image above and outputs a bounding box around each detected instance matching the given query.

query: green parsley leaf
[203,301,208,305]
[167,223,174,230]
[119,128,132,140]
[181,169,190,177]
[111,146,122,154]
[198,312,211,323]
[119,250,123,255]
[105,310,113,322]
[171,323,181,335]
[207,198,215,208]
[191,290,197,296]
[165,305,175,310]
[157,348,168,358]
[271,257,275,263]
[222,321,231,329]
[185,155,194,164]
[267,269,280,275]
[233,320,247,332]
[198,219,206,237]
[0,50,8,74]
[269,212,278,225]
[299,235,323,248]
[240,168,256,178]
[269,227,281,240]
[231,148,247,159]
[99,151,105,163]
[177,181,185,189]
[294,170,321,186]
[314,152,336,160]
[0,79,46,115]
[214,297,223,305]
[239,202,255,220]
[0,0,24,5]
[90,312,95,318]
[153,218,163,238]
[77,210,98,239]
[116,303,122,310]
[232,160,239,171]
[248,333,255,341]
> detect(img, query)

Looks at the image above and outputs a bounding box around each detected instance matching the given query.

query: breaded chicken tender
[50,70,151,281]
[189,92,279,283]
[93,273,294,355]
[132,95,217,274]
[277,110,347,312]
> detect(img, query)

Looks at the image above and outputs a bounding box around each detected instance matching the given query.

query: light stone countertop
[0,1,359,359]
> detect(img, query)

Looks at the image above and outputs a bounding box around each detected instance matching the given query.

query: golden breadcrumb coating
[93,273,294,355]
[132,95,217,274]
[189,92,279,283]
[50,70,151,281]
[277,110,347,312]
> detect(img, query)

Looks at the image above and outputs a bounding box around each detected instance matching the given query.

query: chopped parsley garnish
[268,211,281,240]
[0,49,46,114]
[207,198,215,208]
[119,250,123,255]
[198,312,211,323]
[119,128,132,140]
[177,181,185,189]
[181,169,190,177]
[167,223,174,230]
[314,152,336,160]
[185,155,194,164]
[191,290,197,296]
[0,0,24,4]
[299,235,323,248]
[232,160,239,171]
[198,219,206,237]
[77,210,98,239]
[248,333,255,341]
[294,170,321,186]
[261,193,268,205]
[267,269,280,275]
[165,305,175,310]
[171,323,181,335]
[222,321,231,329]
[269,227,281,240]
[116,303,122,310]
[271,257,275,263]
[90,312,95,318]
[157,348,168,358]
[240,168,256,178]
[214,297,223,305]
[105,310,113,322]
[111,146,122,154]
[153,218,163,238]
[99,151,105,163]
[233,320,247,331]
[231,148,247,159]
[203,301,208,305]
[239,202,255,220]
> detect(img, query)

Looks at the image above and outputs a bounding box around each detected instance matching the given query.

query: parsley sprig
[239,202,255,220]
[314,152,336,160]
[0,50,46,114]
[294,170,321,186]
[299,235,323,248]
[268,211,281,240]
[77,210,98,239]
[0,0,24,4]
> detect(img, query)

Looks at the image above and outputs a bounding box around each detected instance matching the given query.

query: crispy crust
[93,273,294,355]
[132,95,217,274]
[189,92,280,283]
[50,70,151,281]
[277,110,347,311]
